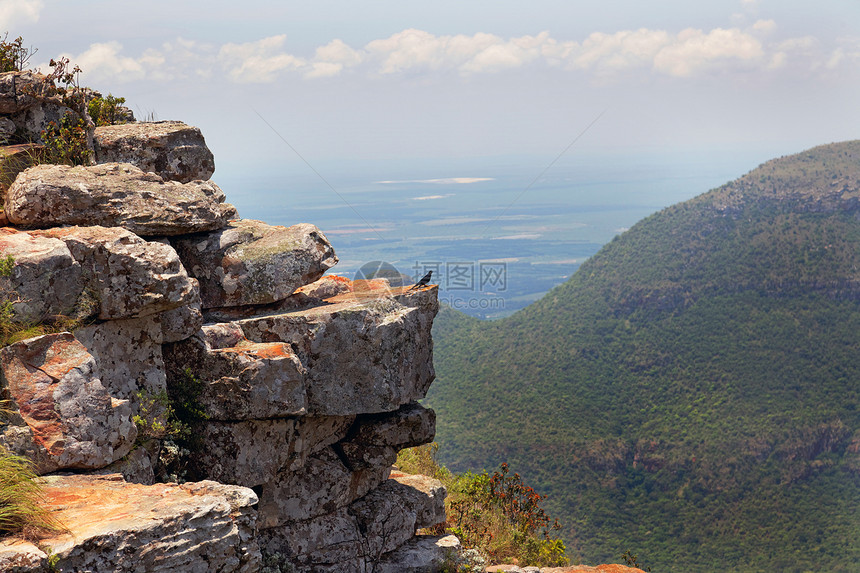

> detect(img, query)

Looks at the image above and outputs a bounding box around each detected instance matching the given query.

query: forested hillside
[426,141,860,572]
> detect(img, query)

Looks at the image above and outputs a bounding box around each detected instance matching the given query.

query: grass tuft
[0,446,62,539]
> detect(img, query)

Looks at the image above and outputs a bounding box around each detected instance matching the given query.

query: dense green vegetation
[396,443,569,570]
[426,141,860,572]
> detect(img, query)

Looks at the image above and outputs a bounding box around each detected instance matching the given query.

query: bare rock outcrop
[374,534,462,573]
[171,219,337,308]
[192,415,355,487]
[0,227,84,322]
[35,225,196,320]
[0,474,260,572]
[258,473,447,572]
[163,331,307,420]
[4,162,236,236]
[74,314,167,401]
[234,288,437,416]
[0,89,447,572]
[0,333,136,473]
[94,120,216,183]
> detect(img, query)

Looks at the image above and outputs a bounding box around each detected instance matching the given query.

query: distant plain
[223,148,770,317]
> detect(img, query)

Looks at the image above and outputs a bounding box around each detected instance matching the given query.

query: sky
[3,0,860,177]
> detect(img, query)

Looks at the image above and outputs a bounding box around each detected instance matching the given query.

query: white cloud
[652,27,764,77]
[69,42,146,82]
[306,38,363,78]
[32,22,845,86]
[569,29,670,73]
[460,31,550,73]
[0,0,42,28]
[218,35,304,83]
[752,19,776,34]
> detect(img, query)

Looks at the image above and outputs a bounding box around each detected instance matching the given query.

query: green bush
[88,94,127,127]
[40,113,92,166]
[396,444,569,569]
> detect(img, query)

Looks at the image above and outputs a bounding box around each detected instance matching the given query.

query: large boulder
[0,71,45,114]
[94,121,216,183]
[0,474,260,573]
[163,329,306,420]
[35,226,196,320]
[0,333,137,473]
[158,278,205,343]
[4,163,237,236]
[235,287,438,416]
[171,219,337,308]
[374,535,462,573]
[0,227,84,322]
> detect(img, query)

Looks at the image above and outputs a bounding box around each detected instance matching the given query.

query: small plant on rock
[40,113,92,166]
[621,549,652,572]
[0,445,61,537]
[133,389,189,443]
[0,33,36,72]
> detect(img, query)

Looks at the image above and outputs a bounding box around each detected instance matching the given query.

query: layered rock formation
[0,74,446,573]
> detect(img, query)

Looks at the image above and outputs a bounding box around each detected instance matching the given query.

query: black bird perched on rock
[408,270,433,291]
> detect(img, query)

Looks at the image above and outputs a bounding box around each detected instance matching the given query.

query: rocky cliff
[0,70,452,573]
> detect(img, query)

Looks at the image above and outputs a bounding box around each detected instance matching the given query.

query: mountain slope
[425,141,860,573]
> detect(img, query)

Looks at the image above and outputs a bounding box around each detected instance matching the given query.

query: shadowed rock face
[4,163,236,236]
[94,121,216,183]
[257,472,447,572]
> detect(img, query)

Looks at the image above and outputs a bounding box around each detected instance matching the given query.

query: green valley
[425,141,860,572]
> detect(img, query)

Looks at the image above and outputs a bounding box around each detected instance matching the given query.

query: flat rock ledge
[4,163,237,237]
[0,474,260,573]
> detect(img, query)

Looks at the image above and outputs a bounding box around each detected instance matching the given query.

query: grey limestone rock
[374,534,462,573]
[258,473,447,572]
[94,120,216,183]
[5,162,236,236]
[0,333,137,474]
[171,219,337,308]
[34,225,196,320]
[74,314,167,402]
[0,474,260,572]
[192,415,354,487]
[236,287,438,416]
[163,328,307,421]
[0,226,84,322]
